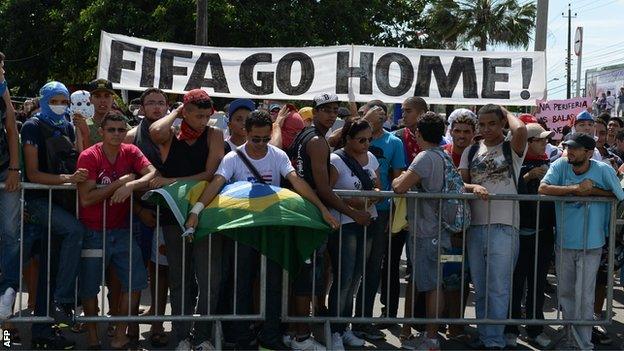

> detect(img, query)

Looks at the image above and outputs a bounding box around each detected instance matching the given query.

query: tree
[0,0,433,96]
[445,0,537,50]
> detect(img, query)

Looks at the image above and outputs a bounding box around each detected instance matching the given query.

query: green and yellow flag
[144,180,330,274]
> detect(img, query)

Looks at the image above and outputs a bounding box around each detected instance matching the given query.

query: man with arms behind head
[459,104,527,349]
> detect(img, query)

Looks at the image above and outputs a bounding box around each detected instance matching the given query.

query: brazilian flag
[144,180,330,274]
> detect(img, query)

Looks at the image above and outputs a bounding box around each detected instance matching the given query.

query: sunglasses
[250,136,271,144]
[105,127,127,134]
[356,137,373,144]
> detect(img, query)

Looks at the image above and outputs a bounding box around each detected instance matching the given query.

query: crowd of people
[0,50,623,351]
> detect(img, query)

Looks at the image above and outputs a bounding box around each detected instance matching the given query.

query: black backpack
[33,117,78,175]
[286,126,317,162]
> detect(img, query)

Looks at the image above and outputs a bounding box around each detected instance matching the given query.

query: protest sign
[97,31,546,105]
[536,97,592,139]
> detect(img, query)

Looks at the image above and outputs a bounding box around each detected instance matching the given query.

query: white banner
[97,31,546,105]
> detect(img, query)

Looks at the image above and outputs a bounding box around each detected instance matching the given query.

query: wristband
[190,202,205,215]
[8,168,20,172]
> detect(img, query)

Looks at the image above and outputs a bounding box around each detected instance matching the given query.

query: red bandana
[403,128,421,163]
[524,151,548,161]
[177,121,203,141]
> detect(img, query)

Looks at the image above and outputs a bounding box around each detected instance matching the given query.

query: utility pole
[195,0,208,45]
[575,27,583,97]
[563,3,577,99]
[534,0,548,98]
[534,0,548,52]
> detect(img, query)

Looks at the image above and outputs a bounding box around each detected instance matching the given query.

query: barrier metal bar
[532,199,540,323]
[46,188,51,318]
[281,316,609,326]
[155,204,160,318]
[4,183,616,201]
[607,199,617,320]
[361,197,369,317]
[17,187,24,318]
[484,200,491,320]
[508,198,517,321]
[386,193,393,319]
[334,189,615,202]
[459,198,467,321]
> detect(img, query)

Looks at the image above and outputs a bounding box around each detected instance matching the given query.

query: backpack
[430,148,471,233]
[467,139,517,189]
[286,126,317,162]
[33,117,78,175]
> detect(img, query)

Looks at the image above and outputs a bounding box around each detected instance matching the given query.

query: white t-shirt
[606,95,616,109]
[216,144,294,186]
[459,136,527,228]
[225,139,238,152]
[329,151,379,224]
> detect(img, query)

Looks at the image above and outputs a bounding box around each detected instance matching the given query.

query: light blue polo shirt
[542,158,624,249]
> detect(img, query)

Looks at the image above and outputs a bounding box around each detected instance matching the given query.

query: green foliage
[453,0,537,51]
[0,0,535,97]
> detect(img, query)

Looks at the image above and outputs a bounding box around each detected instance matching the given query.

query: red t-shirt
[443,143,462,168]
[77,143,151,230]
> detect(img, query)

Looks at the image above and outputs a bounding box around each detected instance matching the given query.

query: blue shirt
[542,158,624,249]
[369,130,405,210]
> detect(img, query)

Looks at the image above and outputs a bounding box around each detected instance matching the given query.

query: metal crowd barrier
[2,182,267,350]
[0,183,620,349]
[281,190,619,348]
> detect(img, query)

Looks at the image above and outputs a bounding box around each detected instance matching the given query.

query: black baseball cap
[562,133,596,150]
[88,78,114,94]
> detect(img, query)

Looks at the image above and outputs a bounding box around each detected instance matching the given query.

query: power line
[577,0,619,14]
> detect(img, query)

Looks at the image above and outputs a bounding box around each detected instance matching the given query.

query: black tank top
[293,126,330,190]
[160,127,209,178]
[133,118,163,170]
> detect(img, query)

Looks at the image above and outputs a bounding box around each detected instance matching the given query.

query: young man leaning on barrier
[0,51,23,321]
[539,132,624,350]
[392,112,457,351]
[128,87,171,347]
[458,104,527,350]
[21,81,88,349]
[184,110,339,350]
[148,89,224,350]
[76,112,156,349]
[286,93,371,350]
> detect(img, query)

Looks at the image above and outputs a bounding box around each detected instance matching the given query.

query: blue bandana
[37,81,69,128]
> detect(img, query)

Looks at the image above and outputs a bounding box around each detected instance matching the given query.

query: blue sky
[542,0,623,99]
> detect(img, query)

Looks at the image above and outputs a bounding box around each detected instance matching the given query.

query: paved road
[3,270,624,350]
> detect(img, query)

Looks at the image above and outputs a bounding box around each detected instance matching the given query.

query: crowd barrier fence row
[0,183,619,349]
